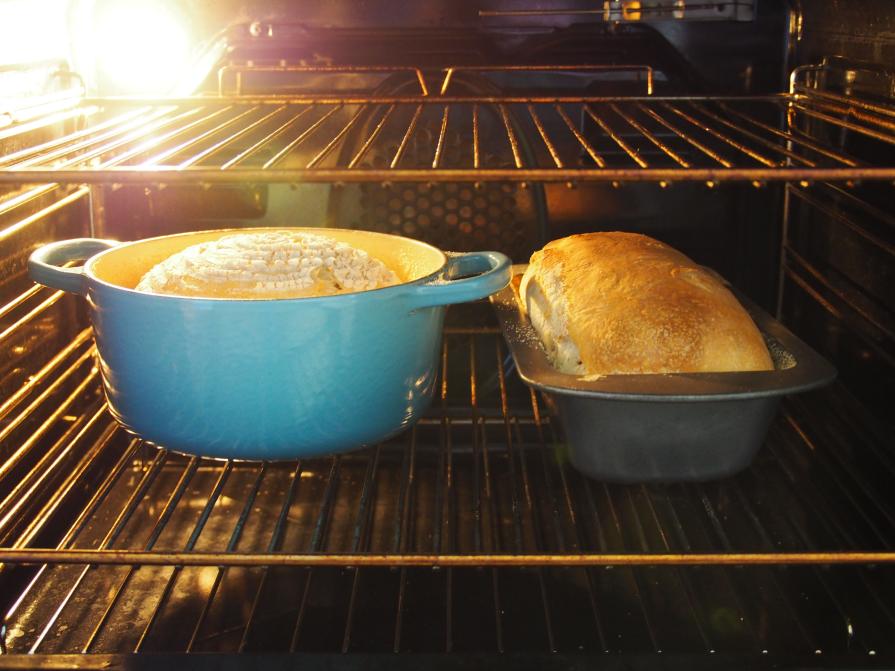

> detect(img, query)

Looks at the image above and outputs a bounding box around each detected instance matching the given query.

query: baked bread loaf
[519,232,773,375]
[136,230,399,299]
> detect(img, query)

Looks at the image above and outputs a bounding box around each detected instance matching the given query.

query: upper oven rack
[0,68,893,185]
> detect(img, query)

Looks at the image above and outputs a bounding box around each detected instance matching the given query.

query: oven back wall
[780,0,895,430]
[796,0,895,66]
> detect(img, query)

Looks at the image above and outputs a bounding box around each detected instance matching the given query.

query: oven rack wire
[0,64,893,185]
[1,323,895,656]
[1,325,894,568]
[1,60,894,658]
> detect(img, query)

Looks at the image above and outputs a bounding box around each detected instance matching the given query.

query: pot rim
[84,226,449,304]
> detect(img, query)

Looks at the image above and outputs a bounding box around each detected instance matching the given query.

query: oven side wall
[778,0,895,429]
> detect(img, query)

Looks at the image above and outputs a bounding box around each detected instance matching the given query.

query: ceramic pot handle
[407,250,511,310]
[29,238,119,296]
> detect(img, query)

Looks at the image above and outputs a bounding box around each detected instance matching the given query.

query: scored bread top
[136,230,400,299]
[519,232,774,375]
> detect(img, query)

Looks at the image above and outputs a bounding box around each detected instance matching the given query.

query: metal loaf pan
[491,265,837,483]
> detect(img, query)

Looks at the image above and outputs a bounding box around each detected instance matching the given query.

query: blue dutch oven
[29,228,511,460]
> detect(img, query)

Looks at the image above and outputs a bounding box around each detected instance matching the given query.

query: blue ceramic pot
[29,228,510,460]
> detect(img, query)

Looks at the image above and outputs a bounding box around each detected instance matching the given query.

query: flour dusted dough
[136,231,400,299]
[519,232,774,375]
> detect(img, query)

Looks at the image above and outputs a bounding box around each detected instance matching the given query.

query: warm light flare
[0,0,70,66]
[92,1,191,94]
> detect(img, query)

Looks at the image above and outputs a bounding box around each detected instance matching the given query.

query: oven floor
[1,307,894,660]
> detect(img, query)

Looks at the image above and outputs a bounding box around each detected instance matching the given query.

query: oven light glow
[0,0,70,65]
[92,1,191,94]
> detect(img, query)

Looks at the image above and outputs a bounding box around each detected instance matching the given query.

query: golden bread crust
[520,232,773,375]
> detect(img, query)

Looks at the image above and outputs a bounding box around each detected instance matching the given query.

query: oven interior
[0,0,894,667]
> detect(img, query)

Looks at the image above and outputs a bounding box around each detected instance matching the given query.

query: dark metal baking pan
[490,265,837,483]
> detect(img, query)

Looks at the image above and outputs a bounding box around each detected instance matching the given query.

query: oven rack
[0,88,893,185]
[1,322,894,568]
[1,319,895,655]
